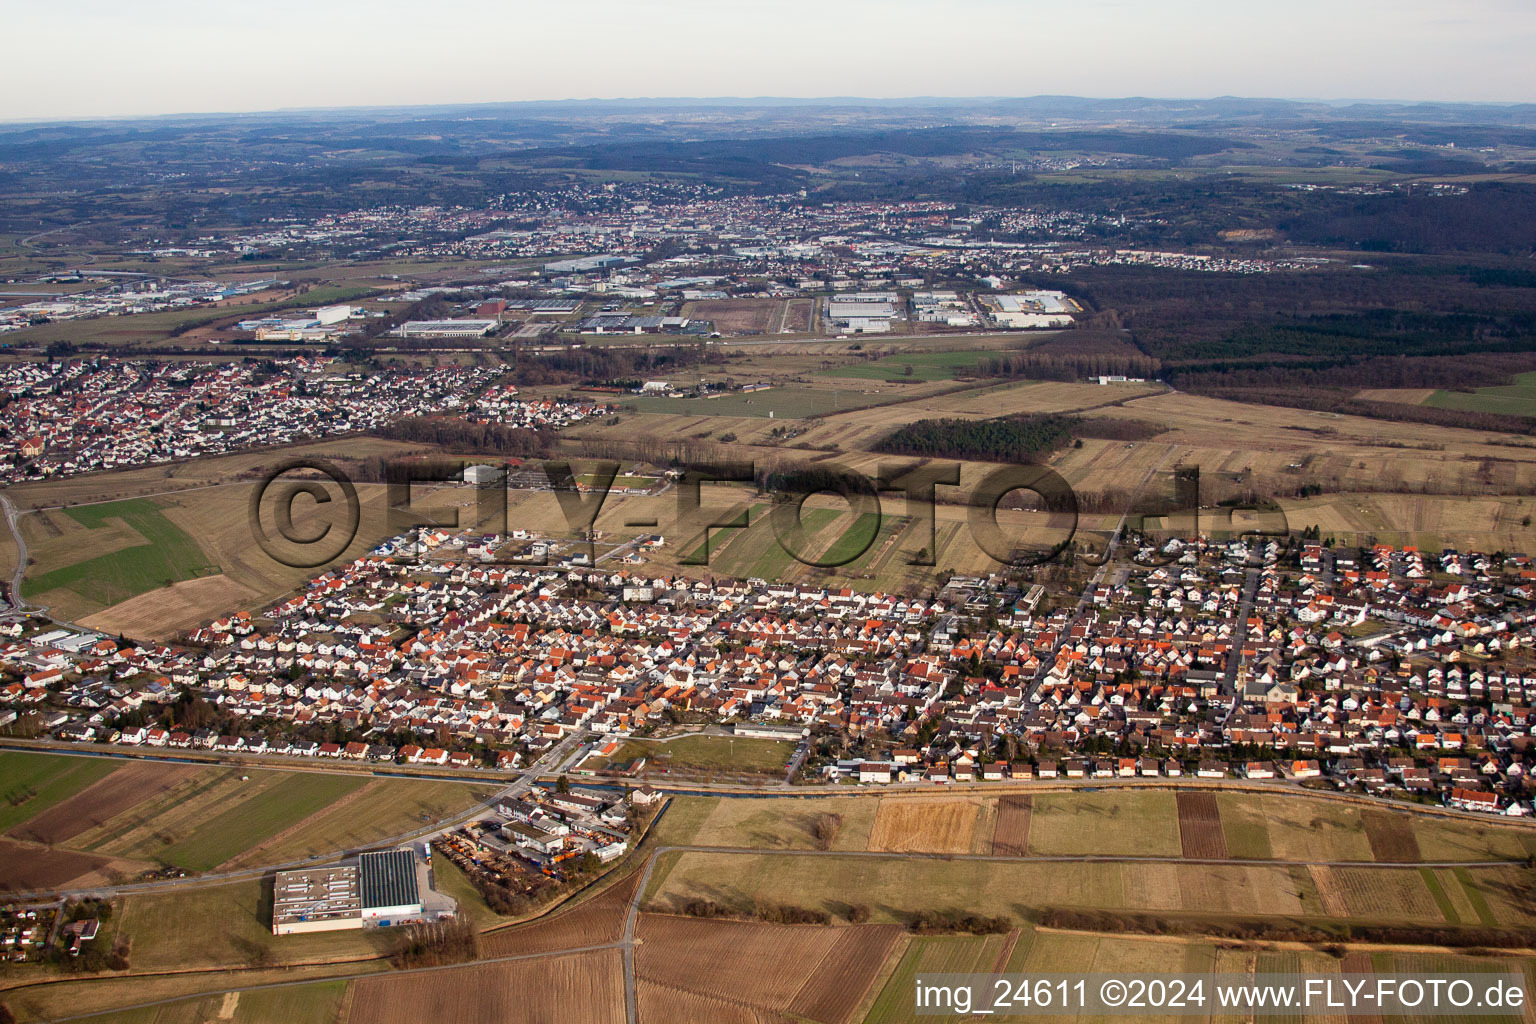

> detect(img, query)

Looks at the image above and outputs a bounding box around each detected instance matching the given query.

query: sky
[4,0,1535,121]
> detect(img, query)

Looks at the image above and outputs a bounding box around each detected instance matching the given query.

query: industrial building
[271,848,425,935]
[988,290,1075,328]
[827,292,900,332]
[463,463,504,487]
[271,865,362,936]
[358,849,423,925]
[394,319,498,338]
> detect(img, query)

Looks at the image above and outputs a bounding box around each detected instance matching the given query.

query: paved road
[1222,565,1262,713]
[0,493,29,613]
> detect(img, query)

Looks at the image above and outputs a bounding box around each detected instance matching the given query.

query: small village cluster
[0,358,609,481]
[6,516,1536,817]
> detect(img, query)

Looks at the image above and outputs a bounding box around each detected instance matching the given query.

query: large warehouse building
[271,848,425,935]
[393,319,498,338]
[358,849,422,925]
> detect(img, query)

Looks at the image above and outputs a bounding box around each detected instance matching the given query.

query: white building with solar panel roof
[272,848,425,935]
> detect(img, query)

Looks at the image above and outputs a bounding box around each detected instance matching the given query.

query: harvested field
[637,980,787,1024]
[866,797,980,854]
[683,298,780,335]
[1362,810,1423,863]
[683,795,877,852]
[990,795,1032,857]
[1309,865,1351,918]
[1215,794,1274,859]
[81,573,259,640]
[1117,860,1186,913]
[154,772,367,871]
[1027,791,1181,857]
[1257,794,1373,863]
[1174,863,1308,918]
[785,924,905,1024]
[1175,792,1229,860]
[636,914,843,1012]
[219,777,493,869]
[1329,867,1443,923]
[6,763,199,846]
[1461,865,1536,927]
[479,868,640,957]
[346,949,625,1024]
[0,838,116,891]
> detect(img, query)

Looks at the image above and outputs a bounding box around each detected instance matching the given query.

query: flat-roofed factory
[271,848,425,935]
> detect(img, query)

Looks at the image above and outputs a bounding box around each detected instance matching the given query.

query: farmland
[653,789,1536,866]
[348,949,625,1024]
[1026,790,1183,858]
[478,868,640,957]
[643,848,1461,924]
[629,385,916,419]
[636,913,903,1023]
[0,752,122,834]
[118,878,394,972]
[989,795,1032,857]
[866,796,986,854]
[586,734,794,776]
[664,794,879,851]
[815,348,1004,382]
[0,751,494,888]
[22,498,218,615]
[1174,792,1228,859]
[6,438,436,636]
[1425,371,1536,417]
[9,788,1536,1023]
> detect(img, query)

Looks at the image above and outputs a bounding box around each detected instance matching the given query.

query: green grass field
[594,734,794,776]
[118,879,392,973]
[23,498,218,606]
[819,511,883,566]
[746,507,842,581]
[1427,371,1536,417]
[705,506,840,580]
[631,386,902,419]
[863,935,1003,1024]
[155,774,367,871]
[0,753,120,833]
[680,501,762,565]
[817,349,1001,382]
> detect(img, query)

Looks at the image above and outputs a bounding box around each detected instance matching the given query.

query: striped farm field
[346,949,625,1024]
[989,795,1032,857]
[1175,792,1229,859]
[1361,809,1423,863]
[6,763,200,846]
[0,751,492,882]
[0,752,122,835]
[866,797,984,854]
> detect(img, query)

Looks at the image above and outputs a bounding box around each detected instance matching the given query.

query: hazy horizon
[3,0,1533,121]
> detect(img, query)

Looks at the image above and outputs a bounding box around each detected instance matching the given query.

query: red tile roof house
[1448,787,1501,813]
